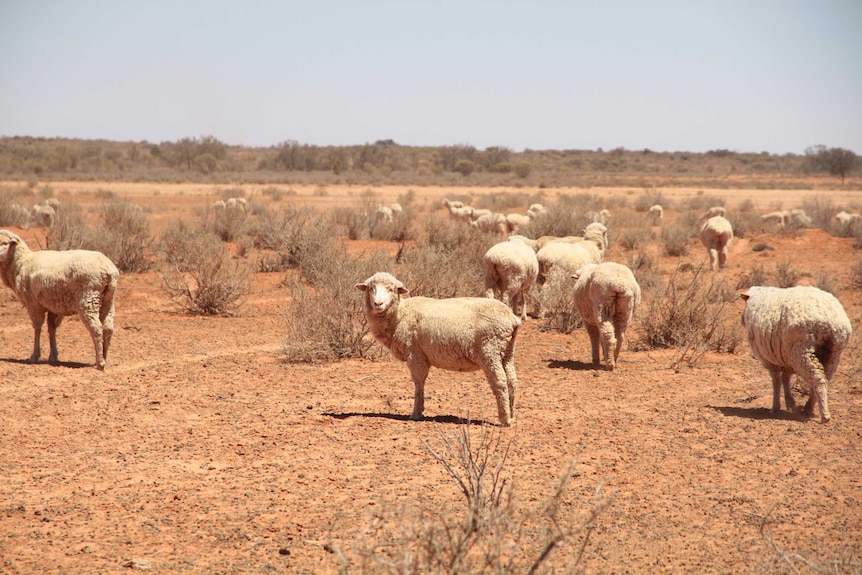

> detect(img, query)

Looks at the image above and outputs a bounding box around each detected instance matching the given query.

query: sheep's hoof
[409,413,424,421]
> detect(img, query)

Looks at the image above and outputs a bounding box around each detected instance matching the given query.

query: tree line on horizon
[0,135,856,187]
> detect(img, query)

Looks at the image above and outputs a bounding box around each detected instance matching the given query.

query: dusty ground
[1,183,861,574]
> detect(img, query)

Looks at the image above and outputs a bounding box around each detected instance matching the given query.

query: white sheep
[45,198,60,211]
[740,286,852,423]
[700,216,733,271]
[535,223,608,318]
[470,211,508,235]
[443,199,474,222]
[355,272,521,426]
[483,238,539,321]
[647,204,664,225]
[505,212,532,234]
[788,208,811,228]
[834,210,860,225]
[527,203,547,218]
[572,262,641,371]
[703,206,726,219]
[31,203,56,228]
[760,211,788,231]
[0,230,119,370]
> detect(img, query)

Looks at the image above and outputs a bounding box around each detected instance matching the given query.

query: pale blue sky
[1,1,860,154]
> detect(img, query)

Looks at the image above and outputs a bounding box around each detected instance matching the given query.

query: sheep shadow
[545,358,599,371]
[323,412,493,426]
[0,357,92,369]
[708,405,808,422]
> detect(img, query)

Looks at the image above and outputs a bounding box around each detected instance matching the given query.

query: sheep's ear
[397,286,409,296]
[355,282,368,292]
[571,272,581,281]
[739,290,751,301]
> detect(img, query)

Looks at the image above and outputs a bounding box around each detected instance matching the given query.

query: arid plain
[1,181,861,574]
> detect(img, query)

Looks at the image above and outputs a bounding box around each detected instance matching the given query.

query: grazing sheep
[572,262,641,371]
[647,204,664,225]
[761,211,788,231]
[355,272,521,425]
[740,286,851,423]
[505,212,532,234]
[470,211,508,235]
[213,200,227,211]
[483,239,539,321]
[31,203,56,228]
[834,210,860,225]
[389,203,403,215]
[788,209,811,228]
[703,206,726,219]
[443,199,474,222]
[527,203,547,219]
[0,230,119,370]
[536,223,608,318]
[700,216,733,271]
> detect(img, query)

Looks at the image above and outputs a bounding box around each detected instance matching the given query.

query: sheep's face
[0,235,18,263]
[355,273,408,315]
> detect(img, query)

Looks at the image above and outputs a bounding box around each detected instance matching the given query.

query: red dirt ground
[1,184,861,574]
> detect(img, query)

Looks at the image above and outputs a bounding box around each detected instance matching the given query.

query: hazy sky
[1,1,860,154]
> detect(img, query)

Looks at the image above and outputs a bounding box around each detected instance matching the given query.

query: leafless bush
[327,424,609,574]
[539,274,581,334]
[0,189,31,227]
[282,241,393,362]
[736,265,770,290]
[628,250,662,292]
[637,265,742,367]
[661,224,692,257]
[160,229,251,315]
[203,200,248,242]
[815,270,839,297]
[775,260,799,288]
[618,226,654,251]
[800,194,835,230]
[48,198,152,273]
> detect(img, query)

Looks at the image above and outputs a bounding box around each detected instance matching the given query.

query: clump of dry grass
[326,423,610,574]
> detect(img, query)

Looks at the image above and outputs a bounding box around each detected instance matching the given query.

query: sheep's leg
[768,369,786,414]
[79,309,105,370]
[502,333,518,424]
[779,370,796,413]
[718,246,729,268]
[46,312,65,365]
[406,355,431,421]
[482,358,513,426]
[709,248,719,271]
[585,324,601,366]
[27,308,46,363]
[100,285,117,364]
[794,348,831,423]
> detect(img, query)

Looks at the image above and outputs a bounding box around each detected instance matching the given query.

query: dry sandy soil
[1,182,861,574]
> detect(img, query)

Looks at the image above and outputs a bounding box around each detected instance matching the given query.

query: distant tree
[805,145,857,184]
[453,159,475,176]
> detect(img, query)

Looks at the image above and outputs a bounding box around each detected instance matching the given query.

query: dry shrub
[637,265,742,367]
[736,265,770,290]
[254,203,325,269]
[48,199,152,273]
[282,245,393,362]
[539,274,581,334]
[661,224,692,257]
[800,194,835,230]
[618,226,654,251]
[327,424,609,574]
[628,250,662,292]
[775,260,799,288]
[159,228,251,315]
[0,189,31,227]
[729,210,764,239]
[203,201,248,242]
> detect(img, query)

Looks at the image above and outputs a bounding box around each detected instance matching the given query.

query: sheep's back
[397,297,520,370]
[17,250,118,315]
[743,287,852,367]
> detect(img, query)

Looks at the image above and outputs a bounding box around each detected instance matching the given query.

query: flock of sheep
[355,198,852,426]
[0,194,854,427]
[4,198,60,229]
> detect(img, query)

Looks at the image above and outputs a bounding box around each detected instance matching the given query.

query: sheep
[527,203,547,218]
[760,211,788,231]
[647,204,664,225]
[834,210,860,225]
[483,238,539,321]
[703,206,726,219]
[469,208,493,222]
[505,212,532,234]
[31,203,56,228]
[443,199,474,222]
[740,286,852,423]
[586,209,610,224]
[470,211,508,235]
[45,198,60,211]
[0,230,119,370]
[571,262,641,371]
[389,203,403,216]
[213,200,226,211]
[700,216,733,271]
[788,208,811,228]
[535,223,608,318]
[355,272,521,425]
